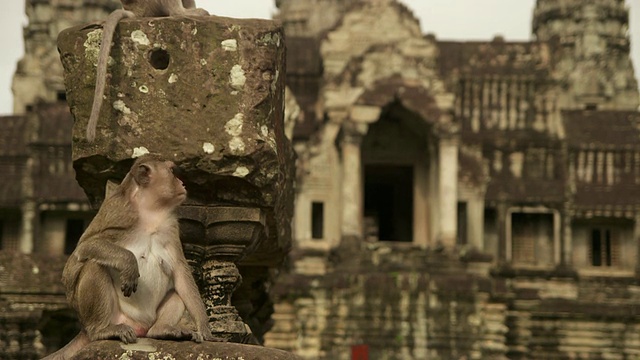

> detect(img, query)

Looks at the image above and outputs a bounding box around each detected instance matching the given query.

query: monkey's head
[130,154,187,209]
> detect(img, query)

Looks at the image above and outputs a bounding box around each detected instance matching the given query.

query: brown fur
[43,154,219,360]
[87,0,209,142]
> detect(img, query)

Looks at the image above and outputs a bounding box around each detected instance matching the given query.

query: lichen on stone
[225,113,244,137]
[132,147,150,158]
[83,29,103,66]
[131,30,150,46]
[221,39,238,52]
[258,32,281,47]
[113,100,132,114]
[229,137,245,155]
[203,142,215,154]
[233,166,250,178]
[229,65,246,91]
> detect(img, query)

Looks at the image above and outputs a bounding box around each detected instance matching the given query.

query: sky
[0,0,638,115]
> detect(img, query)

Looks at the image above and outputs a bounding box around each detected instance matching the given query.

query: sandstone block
[57,15,293,265]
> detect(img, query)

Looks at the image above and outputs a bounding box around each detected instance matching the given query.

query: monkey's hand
[120,262,140,297]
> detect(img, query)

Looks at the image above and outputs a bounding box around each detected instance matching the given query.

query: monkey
[43,154,218,360]
[86,0,209,142]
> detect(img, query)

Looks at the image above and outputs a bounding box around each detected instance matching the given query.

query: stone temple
[1,0,640,359]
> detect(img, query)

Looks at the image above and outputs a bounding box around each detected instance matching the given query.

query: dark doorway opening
[591,228,613,267]
[364,165,413,242]
[511,213,553,266]
[311,202,324,239]
[457,202,467,245]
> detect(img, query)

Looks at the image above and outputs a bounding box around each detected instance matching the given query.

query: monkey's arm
[173,258,214,342]
[74,236,140,296]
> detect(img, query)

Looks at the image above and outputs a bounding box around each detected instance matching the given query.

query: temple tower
[533,0,639,110]
[275,0,357,38]
[12,0,119,114]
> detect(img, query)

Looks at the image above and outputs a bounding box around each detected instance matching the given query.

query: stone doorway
[364,165,413,242]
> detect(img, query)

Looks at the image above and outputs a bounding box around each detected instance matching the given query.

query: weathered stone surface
[72,338,301,360]
[57,15,294,266]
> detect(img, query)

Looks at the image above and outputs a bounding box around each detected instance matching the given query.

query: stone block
[57,15,294,266]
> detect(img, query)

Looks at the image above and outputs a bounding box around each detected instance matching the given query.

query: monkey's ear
[134,164,152,186]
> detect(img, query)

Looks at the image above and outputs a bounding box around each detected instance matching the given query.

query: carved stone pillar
[19,200,35,254]
[178,205,266,342]
[340,122,367,238]
[438,137,459,248]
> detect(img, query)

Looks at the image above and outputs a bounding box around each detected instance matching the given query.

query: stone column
[438,137,459,248]
[634,213,640,276]
[179,206,266,342]
[19,153,36,254]
[497,202,508,263]
[561,207,574,268]
[18,201,35,254]
[340,122,367,238]
[468,195,485,251]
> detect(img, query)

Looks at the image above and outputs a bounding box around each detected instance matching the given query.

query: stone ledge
[72,338,300,360]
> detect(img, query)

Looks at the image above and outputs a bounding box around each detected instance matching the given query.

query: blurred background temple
[2,0,640,359]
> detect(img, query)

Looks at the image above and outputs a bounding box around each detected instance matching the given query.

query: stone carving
[179,205,266,342]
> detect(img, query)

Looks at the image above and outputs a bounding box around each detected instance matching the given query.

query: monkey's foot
[91,324,138,344]
[147,325,192,340]
[195,331,226,343]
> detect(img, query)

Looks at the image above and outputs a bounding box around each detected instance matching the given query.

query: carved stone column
[18,200,36,254]
[178,205,266,342]
[340,122,367,239]
[438,137,459,248]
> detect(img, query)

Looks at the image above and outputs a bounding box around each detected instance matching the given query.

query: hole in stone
[148,49,170,70]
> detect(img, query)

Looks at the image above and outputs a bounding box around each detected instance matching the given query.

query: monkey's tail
[87,9,135,142]
[41,331,90,360]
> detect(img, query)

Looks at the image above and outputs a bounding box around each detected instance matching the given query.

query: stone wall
[267,244,640,360]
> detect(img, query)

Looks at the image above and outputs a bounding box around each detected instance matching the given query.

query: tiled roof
[563,110,640,148]
[30,103,87,202]
[563,111,640,208]
[437,39,554,79]
[485,178,565,203]
[0,116,28,156]
[34,102,74,145]
[0,160,24,207]
[0,116,28,207]
[0,252,66,294]
[0,103,88,205]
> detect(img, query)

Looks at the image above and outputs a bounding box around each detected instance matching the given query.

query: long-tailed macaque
[86,0,209,142]
[43,154,217,360]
